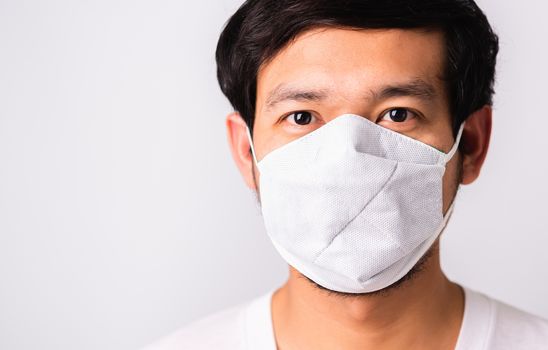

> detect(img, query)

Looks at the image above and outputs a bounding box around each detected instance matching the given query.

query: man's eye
[380,108,415,123]
[286,111,314,125]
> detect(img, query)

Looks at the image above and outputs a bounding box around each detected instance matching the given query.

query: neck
[271,241,464,350]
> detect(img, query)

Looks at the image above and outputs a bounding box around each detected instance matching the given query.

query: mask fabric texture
[247,114,464,294]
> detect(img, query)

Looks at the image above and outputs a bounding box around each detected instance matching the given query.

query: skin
[226,27,492,350]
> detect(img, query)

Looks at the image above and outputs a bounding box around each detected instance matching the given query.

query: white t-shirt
[143,287,548,350]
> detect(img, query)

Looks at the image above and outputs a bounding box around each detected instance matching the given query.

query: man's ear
[226,112,257,190]
[460,105,492,185]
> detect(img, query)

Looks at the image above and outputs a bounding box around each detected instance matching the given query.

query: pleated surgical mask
[246,114,464,294]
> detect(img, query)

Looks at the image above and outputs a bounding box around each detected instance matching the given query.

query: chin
[299,246,434,299]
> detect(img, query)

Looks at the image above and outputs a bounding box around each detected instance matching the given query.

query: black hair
[215,0,499,134]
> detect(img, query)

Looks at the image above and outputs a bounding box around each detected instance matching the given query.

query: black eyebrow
[264,78,437,111]
[265,85,328,110]
[373,79,437,101]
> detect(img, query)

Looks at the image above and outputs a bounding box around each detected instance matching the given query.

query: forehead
[256,27,447,109]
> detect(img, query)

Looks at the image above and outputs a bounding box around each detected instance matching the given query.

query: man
[146,0,548,349]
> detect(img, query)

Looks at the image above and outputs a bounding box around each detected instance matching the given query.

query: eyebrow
[264,78,437,110]
[265,85,329,110]
[373,79,437,101]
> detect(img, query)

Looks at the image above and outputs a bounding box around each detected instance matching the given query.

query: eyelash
[281,108,420,125]
[378,108,420,123]
[281,111,317,125]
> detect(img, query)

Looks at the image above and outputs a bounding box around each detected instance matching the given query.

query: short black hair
[215,0,499,134]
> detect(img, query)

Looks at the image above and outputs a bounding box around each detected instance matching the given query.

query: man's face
[251,27,461,213]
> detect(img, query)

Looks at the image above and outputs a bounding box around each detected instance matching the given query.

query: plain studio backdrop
[0,0,546,349]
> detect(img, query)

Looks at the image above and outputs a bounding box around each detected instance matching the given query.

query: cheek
[441,154,462,214]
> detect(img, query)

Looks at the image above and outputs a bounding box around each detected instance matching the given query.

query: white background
[0,1,546,349]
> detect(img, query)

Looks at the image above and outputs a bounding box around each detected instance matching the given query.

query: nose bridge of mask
[246,115,465,168]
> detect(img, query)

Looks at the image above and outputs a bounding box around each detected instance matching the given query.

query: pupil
[390,109,407,122]
[295,112,312,125]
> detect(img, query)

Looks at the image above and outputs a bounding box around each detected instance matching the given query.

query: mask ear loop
[444,123,465,164]
[442,122,466,218]
[245,125,259,168]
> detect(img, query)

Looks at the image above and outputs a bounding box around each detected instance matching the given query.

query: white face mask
[246,114,464,294]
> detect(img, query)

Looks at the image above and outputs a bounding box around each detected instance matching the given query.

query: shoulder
[142,302,247,350]
[489,296,548,349]
[464,287,548,350]
[141,290,275,350]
